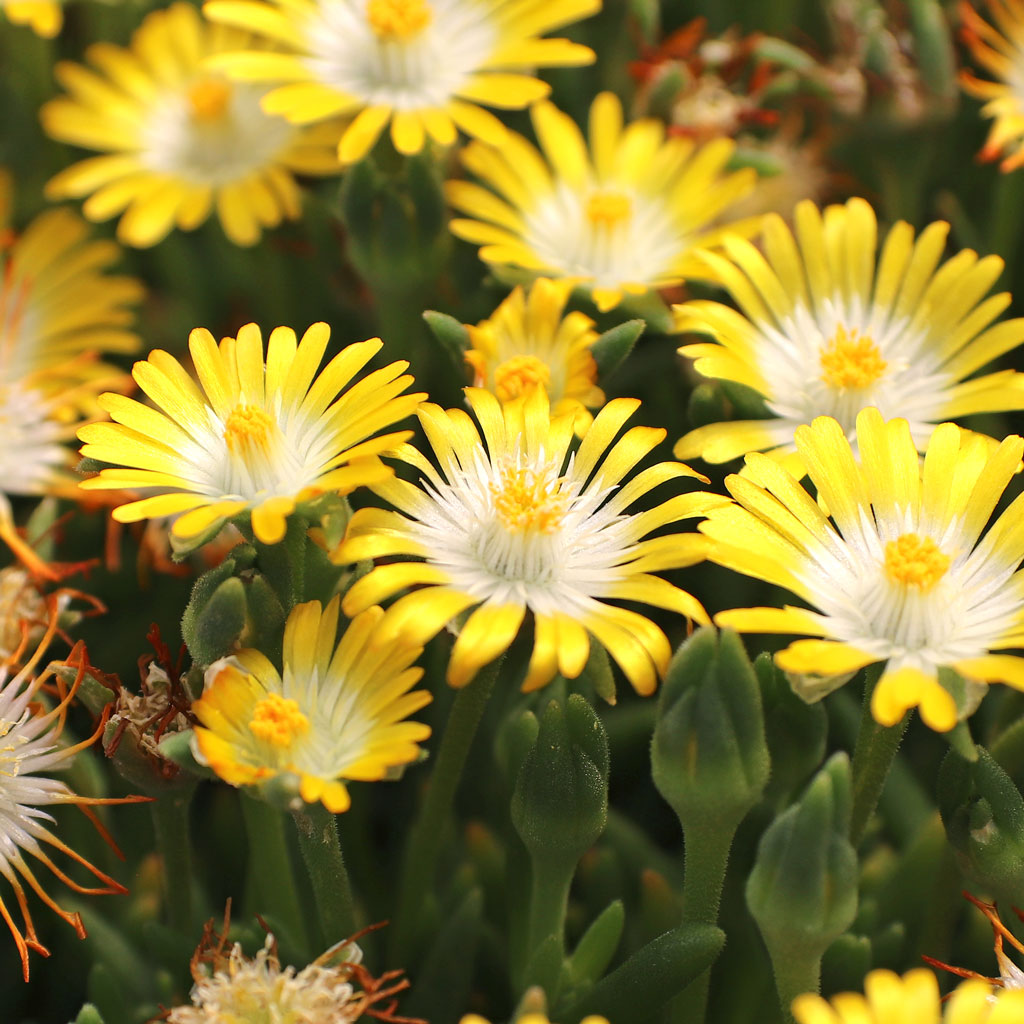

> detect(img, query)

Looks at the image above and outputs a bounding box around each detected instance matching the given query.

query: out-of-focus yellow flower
[704,408,1024,732]
[461,1016,610,1024]
[675,198,1024,471]
[792,968,1024,1023]
[1,0,62,36]
[447,92,759,312]
[192,597,431,813]
[464,278,604,434]
[203,0,598,164]
[40,2,345,247]
[334,387,725,695]
[77,322,424,546]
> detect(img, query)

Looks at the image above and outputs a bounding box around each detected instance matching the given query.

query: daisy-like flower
[168,909,415,1023]
[1,1,62,36]
[446,91,759,312]
[40,2,346,248]
[333,387,725,695]
[192,596,431,813]
[674,198,1024,469]
[792,968,1024,1024]
[202,0,599,164]
[464,277,604,434]
[960,0,1024,172]
[0,623,146,979]
[702,407,1024,732]
[77,321,425,547]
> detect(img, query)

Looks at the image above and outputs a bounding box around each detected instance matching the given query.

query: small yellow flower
[334,387,725,695]
[674,197,1024,470]
[461,1016,610,1024]
[465,278,604,433]
[40,2,345,247]
[192,597,431,813]
[960,0,1024,171]
[792,968,1024,1024]
[703,407,1024,732]
[447,91,759,312]
[202,0,599,163]
[77,322,424,546]
[1,0,62,36]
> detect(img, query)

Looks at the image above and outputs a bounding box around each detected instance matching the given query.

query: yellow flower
[192,597,431,813]
[792,968,1024,1024]
[202,0,598,163]
[703,407,1024,732]
[464,277,604,433]
[40,2,345,248]
[461,1016,610,1024]
[2,0,61,36]
[674,198,1024,470]
[0,171,141,575]
[333,387,725,695]
[961,0,1024,172]
[77,322,424,546]
[446,91,759,312]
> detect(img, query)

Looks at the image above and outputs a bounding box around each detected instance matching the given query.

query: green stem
[669,820,738,1024]
[292,802,356,946]
[241,795,309,956]
[390,657,502,961]
[256,515,308,610]
[525,857,574,965]
[771,945,823,1024]
[849,667,911,846]
[150,790,194,935]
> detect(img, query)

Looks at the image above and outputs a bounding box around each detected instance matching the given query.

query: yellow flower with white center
[202,0,598,163]
[702,407,1024,732]
[1,0,62,36]
[465,278,604,434]
[192,597,431,813]
[674,198,1024,469]
[792,968,1024,1024]
[334,387,725,695]
[77,322,424,546]
[0,626,147,980]
[961,0,1024,172]
[39,3,346,248]
[446,91,759,313]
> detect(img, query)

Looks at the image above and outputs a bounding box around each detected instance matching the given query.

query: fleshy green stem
[390,657,502,961]
[670,820,738,1024]
[849,667,911,846]
[292,802,356,946]
[241,795,309,957]
[256,515,308,610]
[525,857,574,964]
[770,944,823,1024]
[150,789,194,935]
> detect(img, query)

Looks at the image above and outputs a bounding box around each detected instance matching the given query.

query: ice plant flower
[77,322,425,546]
[192,596,431,813]
[0,623,146,979]
[674,197,1024,469]
[446,91,759,312]
[334,387,725,695]
[168,910,415,1022]
[960,0,1024,172]
[1,0,61,36]
[792,968,1024,1023]
[40,2,346,248]
[202,0,599,163]
[702,407,1024,731]
[461,1017,610,1024]
[464,277,604,434]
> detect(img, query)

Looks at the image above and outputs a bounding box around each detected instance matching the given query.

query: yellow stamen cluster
[0,719,26,779]
[585,190,632,228]
[187,77,233,122]
[365,0,432,40]
[492,467,566,534]
[819,325,887,391]
[248,693,309,748]
[493,355,551,402]
[884,533,950,591]
[223,404,274,457]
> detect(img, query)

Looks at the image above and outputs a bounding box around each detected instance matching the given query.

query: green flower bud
[652,628,769,834]
[496,708,540,787]
[75,1004,106,1024]
[938,746,1024,902]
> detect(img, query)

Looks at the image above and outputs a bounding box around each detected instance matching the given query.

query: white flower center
[0,382,68,496]
[522,182,682,291]
[301,0,496,110]
[140,75,294,185]
[0,717,28,780]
